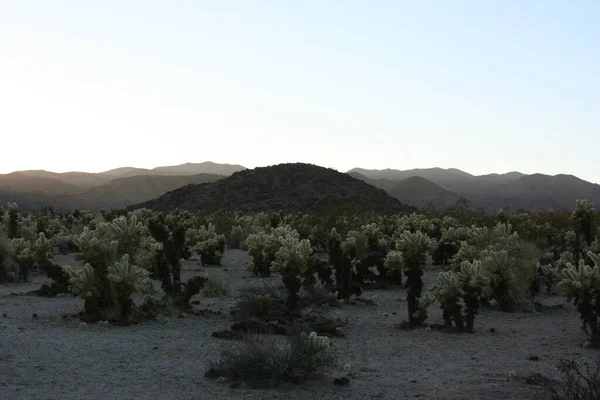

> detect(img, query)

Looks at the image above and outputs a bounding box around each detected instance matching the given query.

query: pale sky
[1,1,599,183]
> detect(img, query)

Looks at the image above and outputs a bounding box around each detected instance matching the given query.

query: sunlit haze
[1,1,598,183]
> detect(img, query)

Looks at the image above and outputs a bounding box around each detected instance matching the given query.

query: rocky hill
[131,163,414,214]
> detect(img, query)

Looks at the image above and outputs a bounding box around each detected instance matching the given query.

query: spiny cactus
[571,200,597,254]
[325,228,363,301]
[430,227,467,265]
[245,225,300,277]
[271,236,316,311]
[433,260,489,332]
[9,238,34,282]
[384,250,404,284]
[193,223,227,265]
[540,263,560,295]
[395,230,431,325]
[107,254,152,325]
[449,223,538,311]
[412,292,436,325]
[300,331,330,357]
[557,251,600,347]
[147,217,187,298]
[7,202,19,239]
[246,232,272,277]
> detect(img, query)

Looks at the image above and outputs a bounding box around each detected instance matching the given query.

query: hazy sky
[1,1,599,183]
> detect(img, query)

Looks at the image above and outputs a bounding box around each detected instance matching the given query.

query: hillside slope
[131,163,414,214]
[388,176,464,209]
[348,172,464,210]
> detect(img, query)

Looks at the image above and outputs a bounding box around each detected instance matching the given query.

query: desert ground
[1,249,596,400]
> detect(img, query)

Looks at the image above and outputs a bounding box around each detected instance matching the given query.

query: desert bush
[558,251,600,347]
[540,357,600,400]
[202,275,229,298]
[231,281,333,323]
[205,331,333,388]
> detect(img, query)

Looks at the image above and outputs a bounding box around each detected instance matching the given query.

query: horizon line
[1,161,599,185]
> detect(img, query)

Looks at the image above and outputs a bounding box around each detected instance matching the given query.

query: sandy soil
[1,249,598,400]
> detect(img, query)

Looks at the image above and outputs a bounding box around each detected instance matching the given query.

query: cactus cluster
[393,230,432,325]
[557,251,600,347]
[191,223,227,265]
[433,260,490,332]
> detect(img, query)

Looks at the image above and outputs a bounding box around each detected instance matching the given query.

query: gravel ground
[1,249,598,400]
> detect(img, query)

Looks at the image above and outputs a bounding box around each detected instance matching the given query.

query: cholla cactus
[571,200,597,250]
[395,230,431,325]
[32,232,53,266]
[412,292,436,325]
[271,237,315,276]
[540,263,560,295]
[230,225,244,249]
[556,251,575,270]
[246,231,272,277]
[384,250,404,274]
[245,225,301,277]
[271,237,316,311]
[300,331,330,356]
[433,260,489,332]
[0,232,18,282]
[63,263,99,299]
[557,251,600,346]
[8,238,34,281]
[449,223,537,311]
[107,254,152,325]
[396,230,431,268]
[431,227,467,265]
[193,223,227,265]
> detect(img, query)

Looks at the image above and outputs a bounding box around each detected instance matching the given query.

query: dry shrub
[540,357,600,400]
[205,332,334,388]
[231,282,333,322]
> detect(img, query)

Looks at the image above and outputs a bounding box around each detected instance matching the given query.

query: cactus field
[1,202,600,400]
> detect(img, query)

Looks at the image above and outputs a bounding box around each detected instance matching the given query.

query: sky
[0,1,599,183]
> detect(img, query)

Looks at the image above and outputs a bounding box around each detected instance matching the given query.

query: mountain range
[347,167,600,212]
[0,161,598,213]
[0,162,244,211]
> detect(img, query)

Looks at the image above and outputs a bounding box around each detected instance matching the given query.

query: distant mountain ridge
[101,161,245,178]
[0,162,245,211]
[1,161,598,213]
[347,167,600,212]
